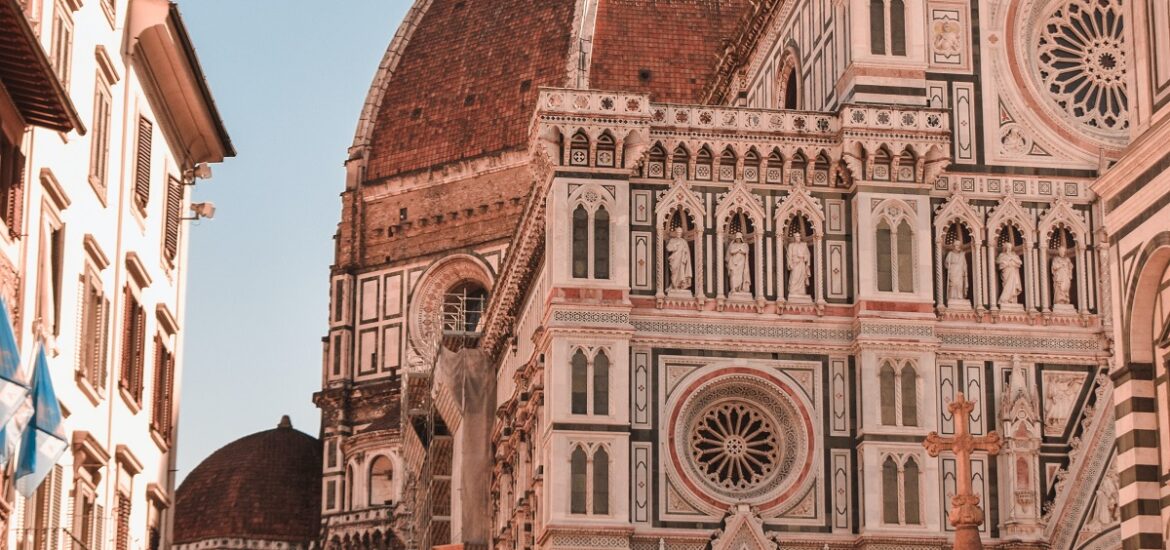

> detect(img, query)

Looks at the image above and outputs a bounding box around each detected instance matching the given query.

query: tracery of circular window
[1035,0,1129,135]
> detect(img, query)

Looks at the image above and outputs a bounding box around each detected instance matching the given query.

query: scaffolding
[407,291,484,549]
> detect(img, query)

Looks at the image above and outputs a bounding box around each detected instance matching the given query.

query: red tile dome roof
[357,0,750,181]
[174,416,321,545]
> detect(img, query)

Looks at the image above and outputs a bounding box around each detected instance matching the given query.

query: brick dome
[175,416,321,546]
[355,0,750,181]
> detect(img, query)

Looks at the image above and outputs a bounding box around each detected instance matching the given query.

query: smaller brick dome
[175,416,321,545]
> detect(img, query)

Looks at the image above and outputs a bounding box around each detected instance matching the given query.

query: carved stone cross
[924,392,1002,550]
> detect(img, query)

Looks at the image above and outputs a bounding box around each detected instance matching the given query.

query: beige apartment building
[0,2,231,550]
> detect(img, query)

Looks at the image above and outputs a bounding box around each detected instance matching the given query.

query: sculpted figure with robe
[666,227,693,292]
[726,232,752,295]
[786,233,811,298]
[997,241,1024,306]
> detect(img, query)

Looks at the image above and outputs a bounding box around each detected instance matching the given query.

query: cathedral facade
[316,1,1170,550]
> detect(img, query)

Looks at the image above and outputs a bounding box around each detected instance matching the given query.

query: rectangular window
[331,333,342,377]
[20,464,63,550]
[114,493,130,550]
[325,480,337,510]
[333,280,343,322]
[89,72,112,195]
[150,334,174,442]
[119,287,146,405]
[133,117,153,212]
[49,2,73,88]
[162,176,182,264]
[71,480,98,550]
[0,135,25,237]
[78,267,109,394]
[37,215,65,336]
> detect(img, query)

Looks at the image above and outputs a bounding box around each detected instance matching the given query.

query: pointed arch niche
[1038,199,1091,315]
[987,196,1037,313]
[656,176,706,308]
[775,182,826,311]
[715,182,766,311]
[933,193,985,312]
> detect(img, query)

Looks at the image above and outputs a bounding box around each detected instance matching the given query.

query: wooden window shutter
[5,146,24,239]
[115,495,130,550]
[133,304,145,402]
[91,503,104,550]
[95,293,109,390]
[163,176,181,263]
[119,286,131,391]
[134,117,152,210]
[151,335,163,432]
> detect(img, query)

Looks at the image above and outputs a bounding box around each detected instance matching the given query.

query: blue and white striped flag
[0,298,30,428]
[15,343,66,497]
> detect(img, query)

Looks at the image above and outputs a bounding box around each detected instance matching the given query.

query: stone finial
[278,415,292,429]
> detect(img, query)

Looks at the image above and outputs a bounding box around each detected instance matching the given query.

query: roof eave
[0,0,84,133]
[128,0,235,165]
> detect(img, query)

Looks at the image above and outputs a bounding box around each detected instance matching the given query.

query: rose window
[670,372,814,508]
[1036,0,1128,132]
[690,402,780,491]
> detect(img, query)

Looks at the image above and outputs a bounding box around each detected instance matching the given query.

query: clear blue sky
[174,1,409,479]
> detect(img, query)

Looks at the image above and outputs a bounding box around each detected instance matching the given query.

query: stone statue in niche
[997,241,1024,307]
[1051,246,1074,308]
[786,232,811,299]
[726,232,752,296]
[945,240,970,307]
[666,227,693,293]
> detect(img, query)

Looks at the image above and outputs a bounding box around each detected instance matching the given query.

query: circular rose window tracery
[691,402,780,491]
[1035,0,1128,133]
[668,369,816,511]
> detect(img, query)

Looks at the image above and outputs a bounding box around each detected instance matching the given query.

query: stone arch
[776,43,802,109]
[407,254,494,368]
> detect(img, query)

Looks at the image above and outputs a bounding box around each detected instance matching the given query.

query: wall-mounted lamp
[182,163,213,185]
[184,202,216,221]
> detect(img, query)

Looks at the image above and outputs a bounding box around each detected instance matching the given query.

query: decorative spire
[278,415,292,429]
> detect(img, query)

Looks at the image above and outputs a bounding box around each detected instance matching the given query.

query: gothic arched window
[572,205,589,278]
[900,363,918,426]
[368,456,394,506]
[718,148,737,182]
[744,149,761,183]
[593,350,609,415]
[877,220,894,291]
[903,456,921,524]
[569,131,589,166]
[594,206,610,279]
[592,447,609,514]
[880,361,897,425]
[570,446,587,514]
[881,456,899,523]
[596,132,616,167]
[571,349,588,414]
[870,0,887,55]
[696,147,714,181]
[896,220,914,292]
[890,0,907,56]
[784,68,799,109]
[647,144,667,178]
